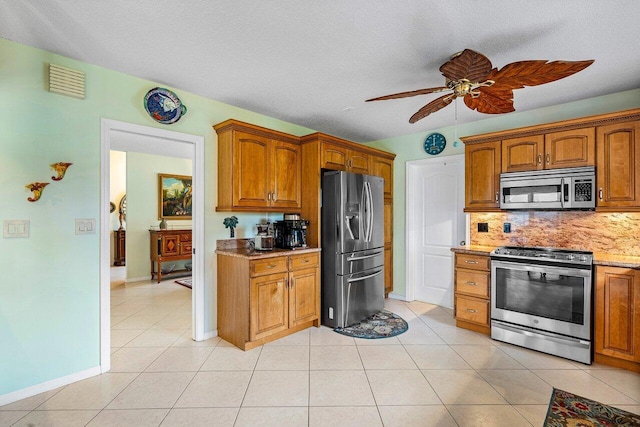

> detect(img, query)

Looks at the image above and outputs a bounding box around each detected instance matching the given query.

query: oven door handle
[491,260,591,278]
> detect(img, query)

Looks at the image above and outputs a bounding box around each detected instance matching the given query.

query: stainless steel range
[490,246,593,364]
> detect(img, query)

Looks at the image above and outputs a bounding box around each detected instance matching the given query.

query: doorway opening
[100,119,205,373]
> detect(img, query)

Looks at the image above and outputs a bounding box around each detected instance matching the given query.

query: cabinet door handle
[465,260,478,264]
[537,153,542,165]
[495,192,499,203]
[290,277,295,288]
[272,192,276,202]
[285,278,288,288]
[465,308,478,313]
[267,192,271,201]
[465,281,477,286]
[599,187,603,200]
[266,264,276,269]
[301,259,310,263]
[546,153,550,164]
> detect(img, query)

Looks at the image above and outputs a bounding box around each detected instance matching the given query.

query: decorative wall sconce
[50,162,73,181]
[26,182,49,202]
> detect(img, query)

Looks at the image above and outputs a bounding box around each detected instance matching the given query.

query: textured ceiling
[2,1,639,142]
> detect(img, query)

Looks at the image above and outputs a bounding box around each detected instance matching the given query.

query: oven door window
[494,267,585,325]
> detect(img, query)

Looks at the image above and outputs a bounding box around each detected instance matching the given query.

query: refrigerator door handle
[363,181,373,242]
[347,269,383,283]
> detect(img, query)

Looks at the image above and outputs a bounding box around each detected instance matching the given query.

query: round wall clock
[143,87,188,124]
[423,132,446,155]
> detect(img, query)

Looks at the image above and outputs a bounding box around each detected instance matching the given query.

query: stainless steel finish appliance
[274,217,309,249]
[254,224,274,251]
[321,171,385,328]
[500,166,595,210]
[490,246,594,364]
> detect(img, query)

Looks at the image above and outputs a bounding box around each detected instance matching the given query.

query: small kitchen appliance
[490,246,594,364]
[254,223,274,251]
[274,215,309,249]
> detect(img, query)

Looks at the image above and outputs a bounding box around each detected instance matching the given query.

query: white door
[406,155,465,308]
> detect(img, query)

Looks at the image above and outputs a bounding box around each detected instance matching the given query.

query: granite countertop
[450,245,640,269]
[216,246,321,260]
[450,245,496,256]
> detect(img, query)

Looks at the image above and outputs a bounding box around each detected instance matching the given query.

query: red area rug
[174,278,192,289]
[544,388,640,426]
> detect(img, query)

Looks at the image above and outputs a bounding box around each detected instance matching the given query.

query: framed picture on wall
[158,173,192,220]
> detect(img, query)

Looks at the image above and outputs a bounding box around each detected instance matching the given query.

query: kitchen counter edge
[216,247,321,260]
[450,246,640,269]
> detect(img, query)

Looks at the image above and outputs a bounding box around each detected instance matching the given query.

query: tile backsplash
[470,211,640,256]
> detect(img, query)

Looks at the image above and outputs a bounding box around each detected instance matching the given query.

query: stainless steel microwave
[499,166,596,210]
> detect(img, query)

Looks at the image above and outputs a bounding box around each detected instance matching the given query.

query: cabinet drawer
[455,254,490,271]
[180,242,192,255]
[456,269,490,298]
[289,253,319,270]
[456,295,489,326]
[250,257,288,277]
[180,233,192,242]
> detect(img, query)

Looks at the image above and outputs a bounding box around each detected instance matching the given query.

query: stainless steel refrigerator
[321,171,385,328]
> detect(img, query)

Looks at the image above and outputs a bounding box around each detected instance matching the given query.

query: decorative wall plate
[143,87,187,124]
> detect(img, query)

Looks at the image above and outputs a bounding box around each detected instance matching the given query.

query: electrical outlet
[504,222,511,233]
[478,222,489,232]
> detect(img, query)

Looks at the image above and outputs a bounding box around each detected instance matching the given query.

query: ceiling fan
[366,49,594,123]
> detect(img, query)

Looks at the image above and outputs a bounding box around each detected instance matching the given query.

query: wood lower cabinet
[464,141,501,211]
[149,229,192,283]
[596,120,640,210]
[595,266,640,372]
[454,253,491,335]
[214,120,301,212]
[218,251,320,350]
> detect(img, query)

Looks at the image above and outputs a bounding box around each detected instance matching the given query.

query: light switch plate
[75,218,96,235]
[3,220,30,238]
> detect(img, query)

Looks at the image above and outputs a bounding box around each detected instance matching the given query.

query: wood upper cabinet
[214,120,301,212]
[502,128,595,173]
[464,141,501,211]
[320,141,370,174]
[596,120,640,209]
[595,266,640,364]
[544,127,595,169]
[502,135,544,172]
[372,156,394,199]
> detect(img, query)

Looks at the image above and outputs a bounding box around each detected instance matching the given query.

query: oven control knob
[580,255,588,262]
[567,254,575,260]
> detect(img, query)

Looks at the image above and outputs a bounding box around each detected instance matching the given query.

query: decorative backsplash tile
[470,212,640,256]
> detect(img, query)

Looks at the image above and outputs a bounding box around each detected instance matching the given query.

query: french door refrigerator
[321,171,385,328]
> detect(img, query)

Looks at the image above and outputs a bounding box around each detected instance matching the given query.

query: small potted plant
[223,216,239,237]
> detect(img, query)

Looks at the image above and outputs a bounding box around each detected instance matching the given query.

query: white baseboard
[202,330,218,341]
[388,292,410,302]
[0,366,101,406]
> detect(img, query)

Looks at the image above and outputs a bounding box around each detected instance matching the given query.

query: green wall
[0,38,313,397]
[365,88,640,298]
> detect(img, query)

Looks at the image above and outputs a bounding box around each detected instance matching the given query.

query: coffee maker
[254,223,274,251]
[274,214,309,249]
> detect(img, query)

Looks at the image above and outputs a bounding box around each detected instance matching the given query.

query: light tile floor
[1,276,639,426]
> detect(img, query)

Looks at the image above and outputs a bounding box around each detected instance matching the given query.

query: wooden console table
[149,229,192,283]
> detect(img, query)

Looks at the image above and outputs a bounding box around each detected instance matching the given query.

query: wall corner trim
[0,366,101,407]
[202,330,219,341]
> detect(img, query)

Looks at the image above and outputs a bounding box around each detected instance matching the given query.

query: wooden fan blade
[409,94,455,123]
[366,86,449,102]
[439,49,493,82]
[486,59,594,90]
[464,87,515,114]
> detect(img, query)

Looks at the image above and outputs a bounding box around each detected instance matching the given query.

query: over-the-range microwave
[500,166,596,210]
